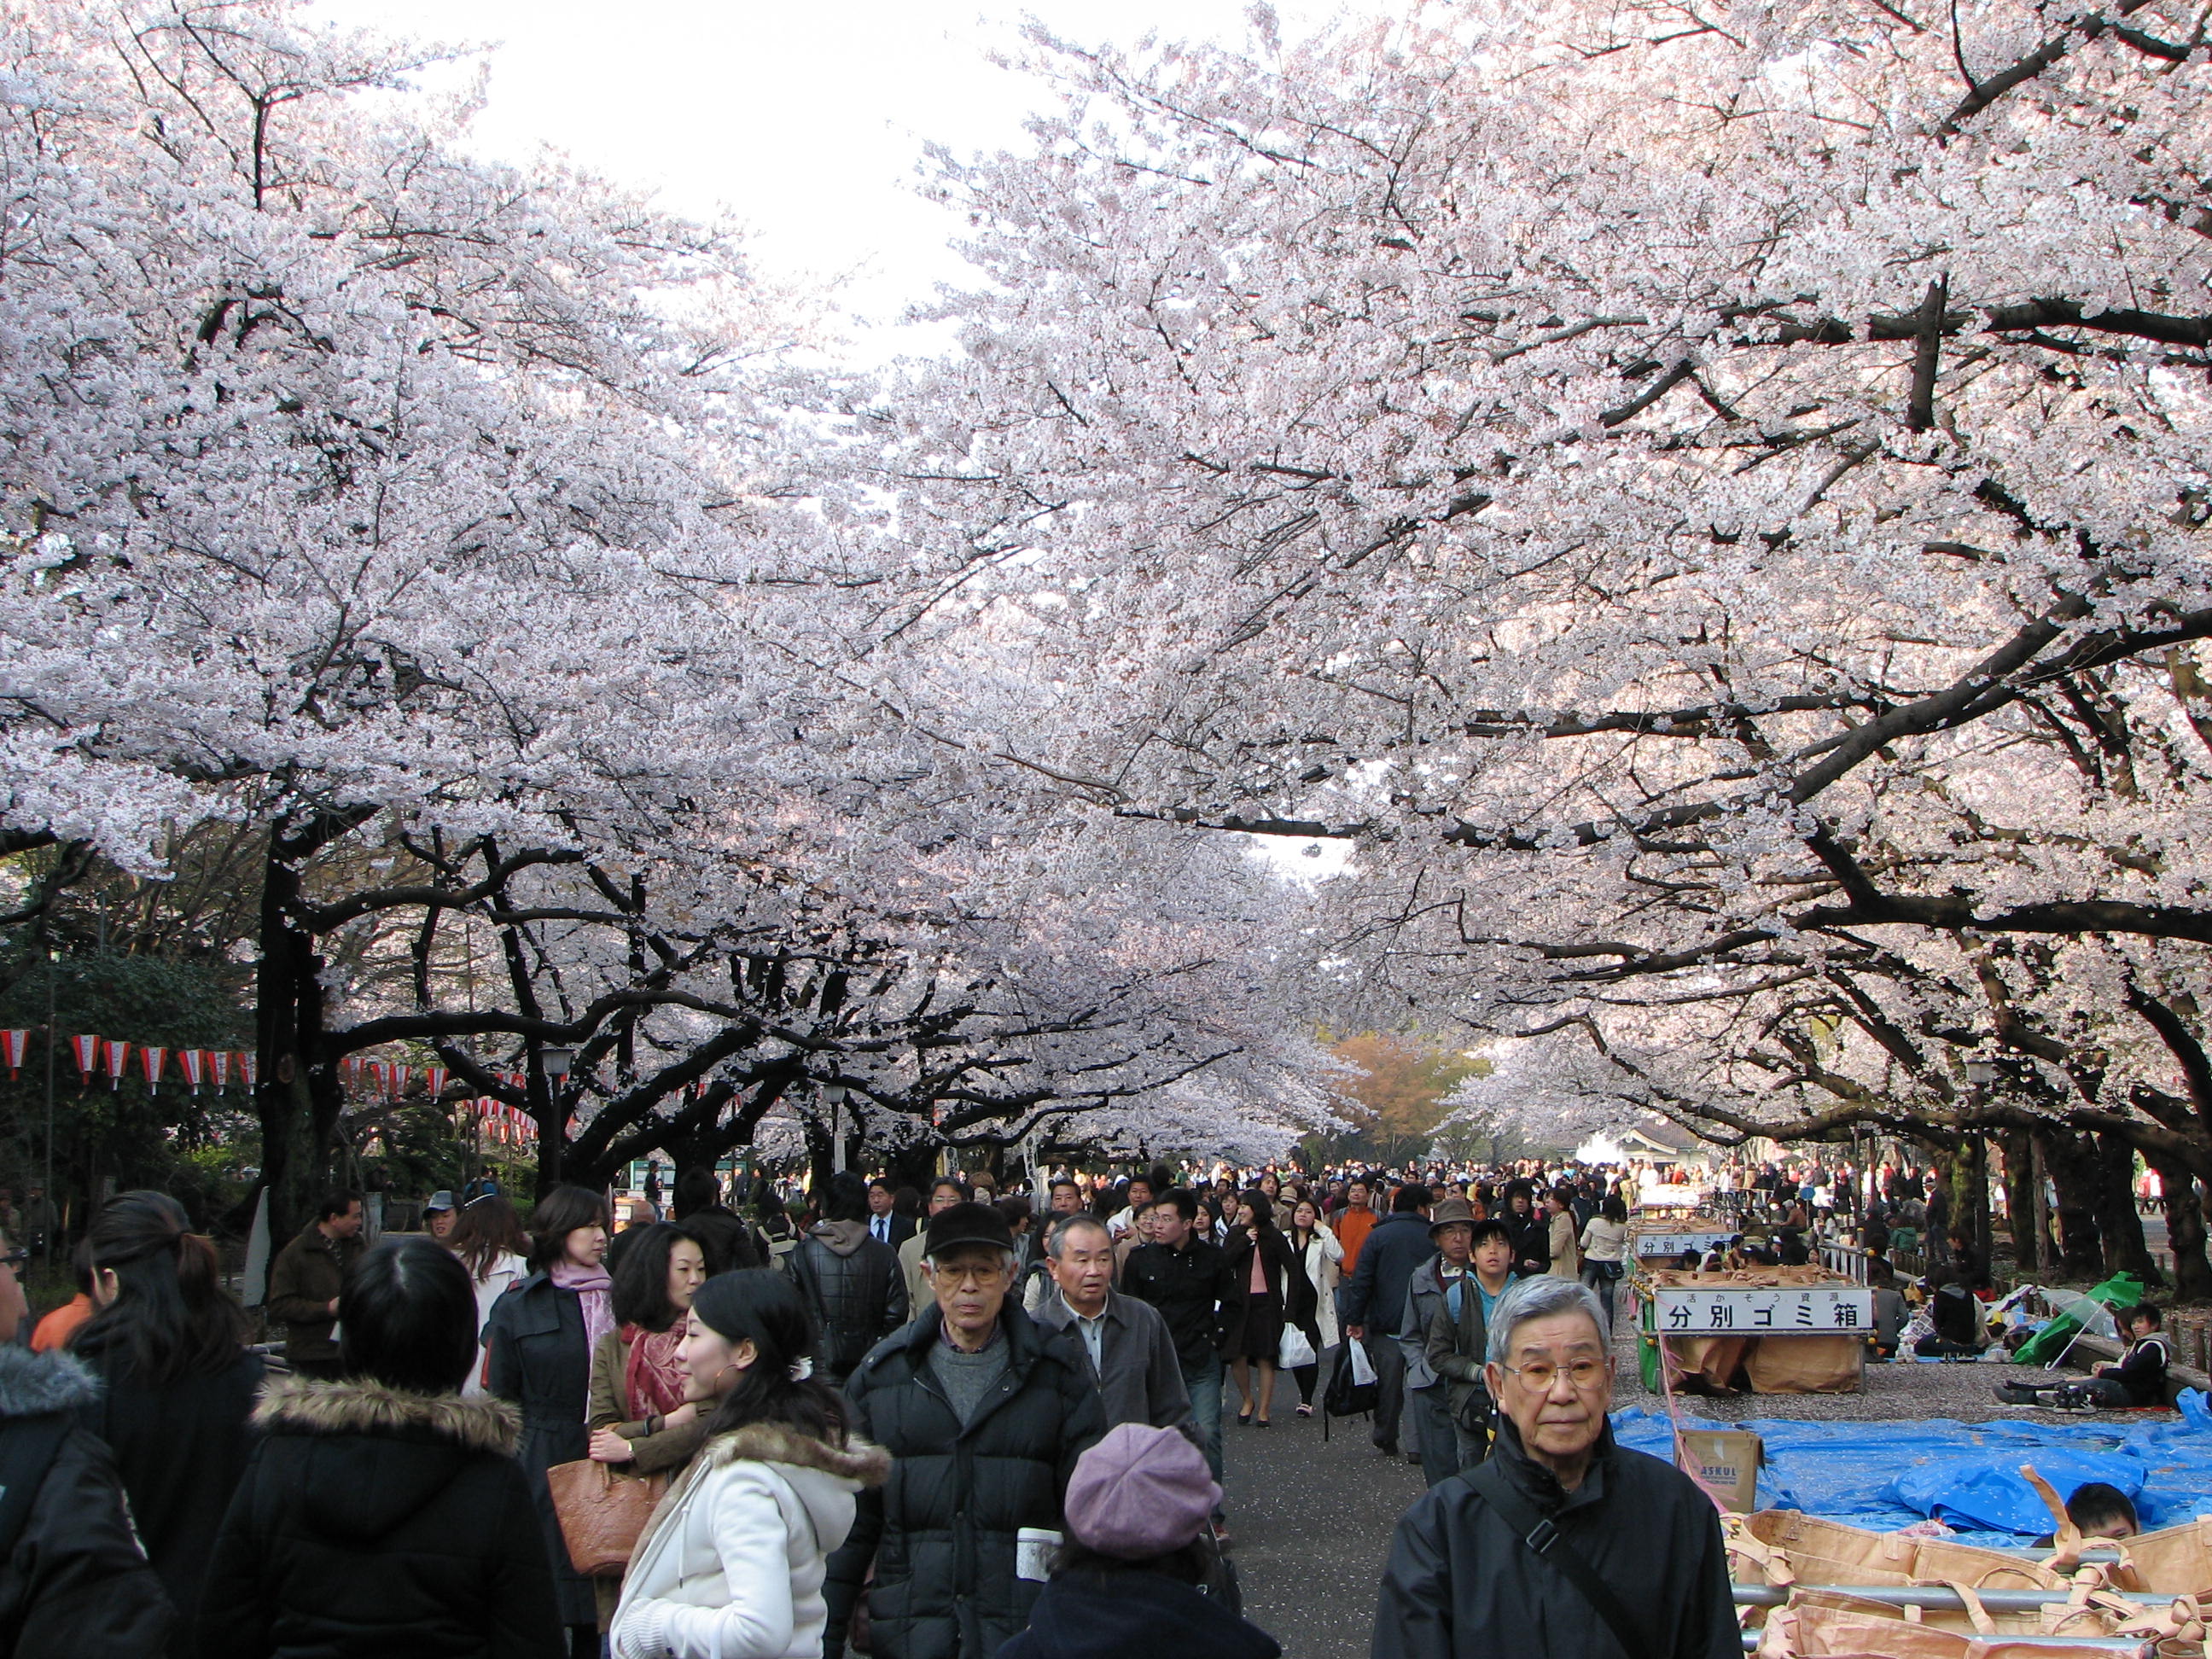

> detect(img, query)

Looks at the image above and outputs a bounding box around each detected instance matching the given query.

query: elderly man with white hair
[1371,1276,1736,1659]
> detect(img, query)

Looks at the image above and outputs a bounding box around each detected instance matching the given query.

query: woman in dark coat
[483,1185,610,1658]
[71,1190,262,1658]
[1220,1191,1301,1429]
[201,1237,562,1657]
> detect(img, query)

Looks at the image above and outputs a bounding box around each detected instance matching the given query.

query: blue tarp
[1610,1407,2212,1539]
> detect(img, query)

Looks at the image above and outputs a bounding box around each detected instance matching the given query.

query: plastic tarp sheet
[1610,1406,2212,1539]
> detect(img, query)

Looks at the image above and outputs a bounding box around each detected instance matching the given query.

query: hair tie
[788,1356,813,1382]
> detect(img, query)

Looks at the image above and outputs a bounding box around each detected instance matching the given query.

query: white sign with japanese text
[1654,1286,1875,1336]
[1633,1232,1733,1259]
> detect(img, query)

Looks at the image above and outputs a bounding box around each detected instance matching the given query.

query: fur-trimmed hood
[0,1343,102,1417]
[702,1419,891,1487]
[255,1374,526,1543]
[256,1372,522,1457]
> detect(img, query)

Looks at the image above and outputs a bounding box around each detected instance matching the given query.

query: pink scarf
[621,1323,690,1420]
[550,1260,615,1409]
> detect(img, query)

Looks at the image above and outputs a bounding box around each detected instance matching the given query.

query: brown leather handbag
[547,1458,670,1575]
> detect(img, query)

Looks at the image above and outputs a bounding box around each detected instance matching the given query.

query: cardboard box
[1676,1429,1763,1512]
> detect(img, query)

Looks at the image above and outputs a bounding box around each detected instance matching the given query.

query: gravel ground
[1610,1302,2174,1424]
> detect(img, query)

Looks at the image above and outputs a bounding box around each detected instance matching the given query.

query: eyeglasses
[0,1249,27,1272]
[931,1261,1010,1287]
[1498,1358,1609,1391]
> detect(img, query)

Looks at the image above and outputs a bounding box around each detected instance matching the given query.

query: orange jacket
[1336,1207,1379,1277]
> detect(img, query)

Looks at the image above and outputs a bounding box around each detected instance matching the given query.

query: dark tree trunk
[254,831,324,1246]
[891,1141,941,1196]
[2045,1128,2105,1278]
[2145,1144,2212,1301]
[2094,1131,2162,1286]
[2000,1129,2040,1273]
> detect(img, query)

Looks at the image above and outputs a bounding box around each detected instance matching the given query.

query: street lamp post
[823,1081,847,1173]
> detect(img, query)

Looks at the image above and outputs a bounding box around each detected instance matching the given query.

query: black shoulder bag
[1465,1461,1659,1659]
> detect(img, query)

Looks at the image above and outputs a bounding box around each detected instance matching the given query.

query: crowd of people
[0,1156,1746,1658]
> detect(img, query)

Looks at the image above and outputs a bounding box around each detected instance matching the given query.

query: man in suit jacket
[867,1177,917,1250]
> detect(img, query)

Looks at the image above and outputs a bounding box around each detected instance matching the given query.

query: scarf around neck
[550,1260,616,1401]
[622,1321,690,1420]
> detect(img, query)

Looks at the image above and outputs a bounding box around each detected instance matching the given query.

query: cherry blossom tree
[889,0,2212,1272]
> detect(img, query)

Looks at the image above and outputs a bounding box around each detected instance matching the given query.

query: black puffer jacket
[0,1346,173,1655]
[790,1220,909,1382]
[199,1374,562,1658]
[823,1306,1106,1659]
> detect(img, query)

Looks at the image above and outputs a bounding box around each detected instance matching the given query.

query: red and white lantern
[71,1034,99,1088]
[210,1050,230,1091]
[178,1049,205,1093]
[0,1030,26,1080]
[103,1039,130,1090]
[139,1046,166,1091]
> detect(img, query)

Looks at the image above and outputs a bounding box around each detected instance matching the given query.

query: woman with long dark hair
[448,1192,533,1394]
[201,1237,562,1656]
[1221,1191,1300,1429]
[484,1185,612,1656]
[608,1271,888,1659]
[72,1190,260,1656]
[1284,1198,1341,1417]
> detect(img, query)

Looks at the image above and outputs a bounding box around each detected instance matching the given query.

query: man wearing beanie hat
[823,1201,1106,1659]
[996,1424,1279,1659]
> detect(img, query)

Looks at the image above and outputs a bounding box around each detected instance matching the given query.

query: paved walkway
[1215,1363,1424,1659]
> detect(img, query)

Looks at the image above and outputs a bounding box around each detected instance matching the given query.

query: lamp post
[823,1080,847,1173]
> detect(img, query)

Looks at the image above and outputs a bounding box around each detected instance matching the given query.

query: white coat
[463,1249,528,1399]
[1301,1225,1346,1348]
[611,1420,890,1659]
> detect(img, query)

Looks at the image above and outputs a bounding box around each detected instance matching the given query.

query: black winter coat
[200,1375,562,1659]
[0,1347,173,1656]
[1503,1208,1551,1280]
[1119,1238,1235,1371]
[1371,1416,1736,1659]
[791,1220,910,1382]
[995,1566,1279,1659]
[824,1305,1108,1659]
[1219,1229,1301,1360]
[72,1340,261,1656]
[1339,1213,1437,1338]
[483,1272,596,1627]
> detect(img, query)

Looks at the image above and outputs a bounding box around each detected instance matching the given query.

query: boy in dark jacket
[823,1202,1106,1659]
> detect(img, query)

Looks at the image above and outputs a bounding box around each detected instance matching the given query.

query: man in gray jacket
[1400,1197,1476,1487]
[1033,1214,1193,1435]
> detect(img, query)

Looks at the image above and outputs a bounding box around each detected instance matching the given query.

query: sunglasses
[0,1249,29,1270]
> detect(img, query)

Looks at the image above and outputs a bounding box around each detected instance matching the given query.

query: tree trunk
[254,832,323,1246]
[2000,1129,2040,1272]
[2045,1129,2105,1278]
[2145,1144,2212,1301]
[2094,1131,2162,1287]
[891,1141,940,1195]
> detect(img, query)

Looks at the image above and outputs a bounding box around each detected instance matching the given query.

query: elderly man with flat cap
[824,1200,1107,1659]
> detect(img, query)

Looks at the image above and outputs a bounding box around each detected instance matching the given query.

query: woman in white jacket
[447,1194,532,1397]
[610,1270,889,1659]
[1286,1198,1344,1417]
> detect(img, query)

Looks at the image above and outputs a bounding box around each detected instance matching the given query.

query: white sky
[313,0,1342,349]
